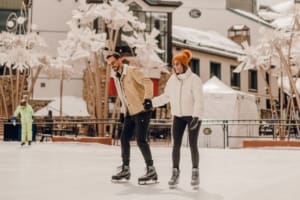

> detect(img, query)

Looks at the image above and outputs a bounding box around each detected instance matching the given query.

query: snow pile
[231,8,273,27]
[270,0,294,14]
[257,0,295,28]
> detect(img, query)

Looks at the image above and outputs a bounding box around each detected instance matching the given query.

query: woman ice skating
[152,49,204,189]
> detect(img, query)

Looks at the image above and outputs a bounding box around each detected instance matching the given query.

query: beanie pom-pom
[182,49,192,60]
[172,49,193,67]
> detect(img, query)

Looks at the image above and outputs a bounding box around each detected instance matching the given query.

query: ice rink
[1,142,300,200]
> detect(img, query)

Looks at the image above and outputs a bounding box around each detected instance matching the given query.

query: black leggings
[172,116,201,169]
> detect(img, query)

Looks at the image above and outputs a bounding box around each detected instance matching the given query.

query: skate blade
[138,179,159,185]
[169,184,178,189]
[192,185,199,190]
[111,179,130,183]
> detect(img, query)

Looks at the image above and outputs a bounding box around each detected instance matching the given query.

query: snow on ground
[1,142,300,200]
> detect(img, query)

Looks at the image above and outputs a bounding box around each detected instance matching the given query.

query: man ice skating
[152,49,204,189]
[12,98,35,146]
[106,52,158,184]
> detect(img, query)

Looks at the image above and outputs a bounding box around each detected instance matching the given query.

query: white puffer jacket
[152,68,204,119]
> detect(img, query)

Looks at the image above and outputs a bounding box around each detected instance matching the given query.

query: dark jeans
[120,111,153,167]
[172,116,201,169]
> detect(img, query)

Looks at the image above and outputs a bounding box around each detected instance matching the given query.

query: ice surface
[1,142,300,200]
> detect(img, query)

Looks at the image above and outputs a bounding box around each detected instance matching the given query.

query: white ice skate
[168,168,179,189]
[191,168,199,189]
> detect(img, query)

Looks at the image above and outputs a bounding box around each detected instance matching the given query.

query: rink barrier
[199,119,300,148]
[1,118,300,147]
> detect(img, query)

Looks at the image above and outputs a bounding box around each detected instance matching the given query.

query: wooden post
[0,79,8,117]
[9,67,15,112]
[28,65,43,99]
[277,49,300,111]
[60,66,64,118]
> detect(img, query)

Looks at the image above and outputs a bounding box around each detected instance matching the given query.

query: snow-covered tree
[55,0,165,136]
[0,2,48,117]
[234,5,300,138]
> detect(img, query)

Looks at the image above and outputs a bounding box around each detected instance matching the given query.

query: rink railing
[1,118,299,148]
[198,119,300,148]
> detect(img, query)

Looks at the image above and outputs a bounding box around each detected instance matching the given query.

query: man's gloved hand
[143,99,153,111]
[189,117,201,131]
[119,113,125,124]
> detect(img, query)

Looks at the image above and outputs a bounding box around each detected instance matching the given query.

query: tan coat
[113,65,153,116]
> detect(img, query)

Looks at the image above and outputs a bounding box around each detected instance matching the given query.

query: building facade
[171,0,279,112]
[29,0,181,99]
[0,0,281,114]
[172,0,273,46]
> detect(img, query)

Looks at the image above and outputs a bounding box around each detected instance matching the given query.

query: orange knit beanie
[172,49,192,67]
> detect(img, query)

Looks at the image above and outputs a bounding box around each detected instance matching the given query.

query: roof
[227,8,274,28]
[203,76,255,98]
[203,76,236,94]
[142,0,182,7]
[172,25,245,59]
[86,0,182,7]
[270,0,294,13]
[35,96,90,117]
[259,0,295,28]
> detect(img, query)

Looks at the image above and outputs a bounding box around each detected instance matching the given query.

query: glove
[189,117,200,131]
[12,116,17,126]
[143,99,153,110]
[119,113,125,124]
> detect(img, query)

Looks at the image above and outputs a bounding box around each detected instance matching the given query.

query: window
[116,4,168,62]
[230,66,240,89]
[40,82,46,88]
[248,69,257,91]
[190,58,200,75]
[0,65,17,75]
[266,99,271,109]
[210,62,221,79]
[0,65,4,75]
[265,72,270,94]
[0,9,22,33]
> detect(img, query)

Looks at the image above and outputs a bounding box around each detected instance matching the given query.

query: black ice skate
[20,142,25,146]
[168,168,180,189]
[191,168,199,189]
[138,166,158,185]
[111,165,130,182]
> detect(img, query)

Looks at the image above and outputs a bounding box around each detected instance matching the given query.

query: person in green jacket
[13,99,34,146]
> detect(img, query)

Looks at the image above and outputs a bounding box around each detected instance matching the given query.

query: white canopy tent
[197,76,259,148]
[35,96,90,117]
